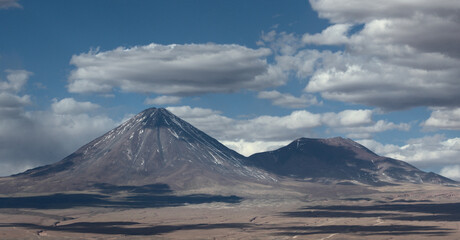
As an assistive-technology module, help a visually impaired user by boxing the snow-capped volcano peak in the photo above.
[133,107,182,128]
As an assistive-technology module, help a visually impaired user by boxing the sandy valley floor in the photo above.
[1,183,460,239]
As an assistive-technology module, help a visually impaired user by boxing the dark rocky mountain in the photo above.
[246,137,456,185]
[0,108,274,193]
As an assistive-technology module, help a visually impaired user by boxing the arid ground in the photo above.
[1,183,460,239]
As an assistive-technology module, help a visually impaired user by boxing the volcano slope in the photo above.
[0,108,459,239]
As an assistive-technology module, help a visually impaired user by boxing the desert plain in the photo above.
[1,182,459,239]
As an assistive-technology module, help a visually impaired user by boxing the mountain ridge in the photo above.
[0,107,456,194]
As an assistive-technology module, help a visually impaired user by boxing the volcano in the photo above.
[246,137,455,185]
[0,108,274,193]
[0,108,455,194]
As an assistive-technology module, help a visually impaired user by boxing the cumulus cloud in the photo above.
[0,70,32,92]
[0,108,117,176]
[259,31,305,56]
[303,24,352,45]
[0,70,32,118]
[221,140,291,157]
[440,165,460,181]
[0,71,118,176]
[258,1,460,110]
[322,109,372,127]
[358,135,460,171]
[322,109,410,139]
[257,32,326,80]
[144,96,181,105]
[302,44,460,110]
[257,90,318,108]
[168,105,407,155]
[0,0,21,9]
[0,92,30,109]
[168,105,322,142]
[51,98,100,115]
[308,0,460,28]
[265,31,460,110]
[31,110,117,149]
[0,106,117,176]
[340,120,410,139]
[68,43,286,96]
[422,107,460,130]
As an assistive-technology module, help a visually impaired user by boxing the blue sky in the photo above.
[1,0,460,179]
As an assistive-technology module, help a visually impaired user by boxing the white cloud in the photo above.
[0,72,118,176]
[258,23,460,111]
[257,90,318,108]
[269,0,460,110]
[357,139,401,157]
[0,92,30,109]
[0,70,32,92]
[303,24,352,45]
[422,107,460,130]
[340,120,410,139]
[176,108,320,154]
[242,111,322,141]
[274,49,323,79]
[0,108,117,176]
[51,98,100,115]
[68,43,286,96]
[0,109,117,176]
[168,106,322,143]
[322,109,372,127]
[168,105,408,155]
[304,52,460,110]
[258,32,325,81]
[221,140,290,157]
[166,105,222,118]
[0,0,21,9]
[259,31,305,56]
[440,165,460,181]
[31,110,116,146]
[144,95,181,105]
[0,70,32,118]
[358,135,460,170]
[322,109,409,139]
[309,0,460,25]
[166,106,230,132]
[261,28,460,110]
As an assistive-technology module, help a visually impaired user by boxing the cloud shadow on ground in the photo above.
[272,224,452,236]
[276,201,460,236]
[0,221,453,237]
[293,202,460,222]
[0,183,242,209]
[0,221,251,236]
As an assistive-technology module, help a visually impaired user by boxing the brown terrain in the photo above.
[1,183,460,239]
